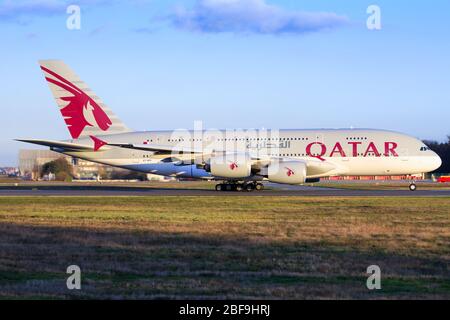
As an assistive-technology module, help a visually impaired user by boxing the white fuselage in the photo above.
[59,129,442,180]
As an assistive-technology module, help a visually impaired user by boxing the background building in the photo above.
[322,174,425,181]
[18,149,145,180]
[0,167,19,176]
[19,149,64,180]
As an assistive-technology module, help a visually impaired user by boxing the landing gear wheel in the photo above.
[255,183,264,191]
[245,183,255,192]
[236,184,243,192]
[409,183,417,191]
[215,184,223,191]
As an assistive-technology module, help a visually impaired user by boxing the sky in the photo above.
[0,0,449,166]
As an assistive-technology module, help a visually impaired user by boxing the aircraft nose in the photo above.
[430,152,442,172]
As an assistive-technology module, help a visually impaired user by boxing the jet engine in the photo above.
[206,154,252,178]
[268,161,307,184]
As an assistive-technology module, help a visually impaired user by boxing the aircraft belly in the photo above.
[336,157,426,175]
[122,163,212,179]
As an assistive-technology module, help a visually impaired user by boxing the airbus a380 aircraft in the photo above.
[18,60,442,191]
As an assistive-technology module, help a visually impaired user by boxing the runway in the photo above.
[0,184,449,197]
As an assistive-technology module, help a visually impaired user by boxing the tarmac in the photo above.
[0,183,449,197]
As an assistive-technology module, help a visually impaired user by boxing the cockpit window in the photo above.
[420,146,431,151]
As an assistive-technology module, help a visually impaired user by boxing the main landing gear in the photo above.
[215,182,264,192]
[409,182,417,191]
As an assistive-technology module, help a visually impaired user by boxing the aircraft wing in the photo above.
[107,143,205,154]
[18,139,339,177]
[108,143,339,175]
[16,139,96,151]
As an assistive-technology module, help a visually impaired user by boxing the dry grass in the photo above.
[0,177,20,184]
[0,196,449,299]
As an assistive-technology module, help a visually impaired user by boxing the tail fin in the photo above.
[38,60,130,139]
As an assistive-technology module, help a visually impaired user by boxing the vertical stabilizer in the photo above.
[39,60,130,139]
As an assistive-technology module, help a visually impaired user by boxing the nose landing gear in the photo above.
[409,183,417,191]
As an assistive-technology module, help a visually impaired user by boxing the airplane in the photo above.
[17,60,442,192]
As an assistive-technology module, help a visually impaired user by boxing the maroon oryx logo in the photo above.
[41,66,112,139]
[229,162,239,170]
[90,135,107,152]
[285,167,294,177]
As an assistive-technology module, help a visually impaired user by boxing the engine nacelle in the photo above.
[208,154,252,178]
[268,161,307,184]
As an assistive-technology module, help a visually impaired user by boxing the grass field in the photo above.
[0,196,449,299]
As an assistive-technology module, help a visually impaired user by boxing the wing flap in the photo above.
[107,143,203,154]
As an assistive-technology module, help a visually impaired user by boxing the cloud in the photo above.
[0,0,65,21]
[168,0,349,35]
[89,24,108,36]
[0,0,113,23]
[133,27,155,34]
[25,32,39,39]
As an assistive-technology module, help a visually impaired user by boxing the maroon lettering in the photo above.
[306,142,327,161]
[364,142,381,157]
[384,142,398,157]
[330,142,346,157]
[348,142,362,157]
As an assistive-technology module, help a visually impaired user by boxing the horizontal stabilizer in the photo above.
[16,139,96,151]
